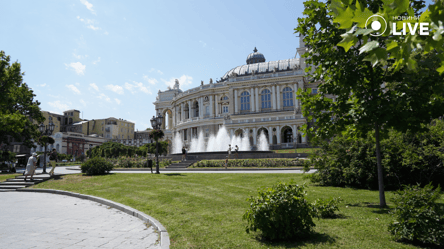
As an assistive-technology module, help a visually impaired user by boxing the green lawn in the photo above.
[31,173,440,249]
[0,173,19,182]
[273,148,320,154]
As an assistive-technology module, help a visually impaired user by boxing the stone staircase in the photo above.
[0,174,53,191]
[165,160,198,170]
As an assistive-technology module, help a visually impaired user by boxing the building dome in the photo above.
[246,47,266,64]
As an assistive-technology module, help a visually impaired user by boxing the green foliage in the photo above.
[0,149,16,163]
[194,158,305,168]
[331,0,444,73]
[243,182,315,241]
[140,141,169,155]
[0,51,45,148]
[37,136,55,146]
[77,154,86,162]
[388,183,444,246]
[80,157,113,175]
[308,119,444,190]
[57,153,73,161]
[149,129,164,141]
[88,141,149,158]
[312,197,342,218]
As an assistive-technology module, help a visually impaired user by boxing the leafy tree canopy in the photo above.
[332,0,444,73]
[0,50,45,148]
[295,0,444,206]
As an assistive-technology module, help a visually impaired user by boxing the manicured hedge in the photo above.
[193,158,306,168]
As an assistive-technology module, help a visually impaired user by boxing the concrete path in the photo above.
[0,192,161,249]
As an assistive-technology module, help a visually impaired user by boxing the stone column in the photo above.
[255,88,259,112]
[292,125,297,143]
[187,100,191,119]
[272,85,276,110]
[250,87,255,112]
[181,103,184,121]
[215,94,218,117]
[294,83,298,110]
[234,89,238,114]
[276,125,281,144]
[302,130,307,143]
[253,127,257,145]
[210,95,214,117]
[276,85,281,110]
[268,127,273,145]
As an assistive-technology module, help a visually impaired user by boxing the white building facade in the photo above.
[154,39,312,150]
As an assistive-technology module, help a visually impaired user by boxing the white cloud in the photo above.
[65,62,86,75]
[66,84,81,94]
[106,84,124,95]
[104,31,109,35]
[142,75,158,85]
[89,83,99,91]
[124,81,151,94]
[97,93,111,102]
[199,40,207,47]
[39,83,47,87]
[80,99,87,106]
[115,98,121,105]
[92,57,101,65]
[149,68,163,75]
[48,100,71,112]
[80,0,95,14]
[87,24,101,30]
[48,94,60,98]
[72,53,88,59]
[162,75,193,88]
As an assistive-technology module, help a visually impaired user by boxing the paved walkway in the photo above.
[0,192,161,249]
[15,166,314,175]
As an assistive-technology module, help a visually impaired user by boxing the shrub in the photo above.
[388,183,444,246]
[194,158,305,168]
[312,197,342,218]
[80,157,113,175]
[243,182,315,241]
[307,119,444,190]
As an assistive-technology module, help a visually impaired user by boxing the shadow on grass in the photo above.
[397,239,443,249]
[257,232,336,248]
[164,173,186,177]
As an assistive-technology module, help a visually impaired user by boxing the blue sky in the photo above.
[0,0,435,130]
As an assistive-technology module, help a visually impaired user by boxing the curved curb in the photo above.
[16,188,170,249]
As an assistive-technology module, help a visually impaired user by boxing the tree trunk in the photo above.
[375,123,386,207]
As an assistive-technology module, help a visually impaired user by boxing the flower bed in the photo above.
[193,158,306,168]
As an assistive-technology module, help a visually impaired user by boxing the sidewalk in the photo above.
[0,192,161,249]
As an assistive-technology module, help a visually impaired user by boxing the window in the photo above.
[240,91,250,111]
[312,88,318,94]
[222,96,228,101]
[205,106,209,114]
[282,87,294,107]
[261,89,271,109]
[223,106,229,113]
[184,129,187,140]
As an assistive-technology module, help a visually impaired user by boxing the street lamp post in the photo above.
[150,113,163,174]
[39,122,55,174]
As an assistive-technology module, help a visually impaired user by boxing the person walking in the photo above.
[24,153,38,181]
[48,148,58,176]
[182,147,186,161]
[227,144,232,159]
[235,145,239,159]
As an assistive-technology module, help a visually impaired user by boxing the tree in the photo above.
[295,0,444,207]
[0,50,45,148]
[332,0,444,73]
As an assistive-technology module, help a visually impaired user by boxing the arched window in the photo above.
[261,89,271,109]
[283,87,293,107]
[222,96,228,101]
[240,91,250,111]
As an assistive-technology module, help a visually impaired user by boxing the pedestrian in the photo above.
[49,148,58,176]
[227,144,232,159]
[225,156,228,169]
[185,146,188,161]
[235,145,239,159]
[24,153,38,181]
[182,147,186,161]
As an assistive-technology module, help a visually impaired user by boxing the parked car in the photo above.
[62,159,67,162]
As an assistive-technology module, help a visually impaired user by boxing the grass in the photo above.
[273,148,320,154]
[31,173,442,249]
[0,173,20,182]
